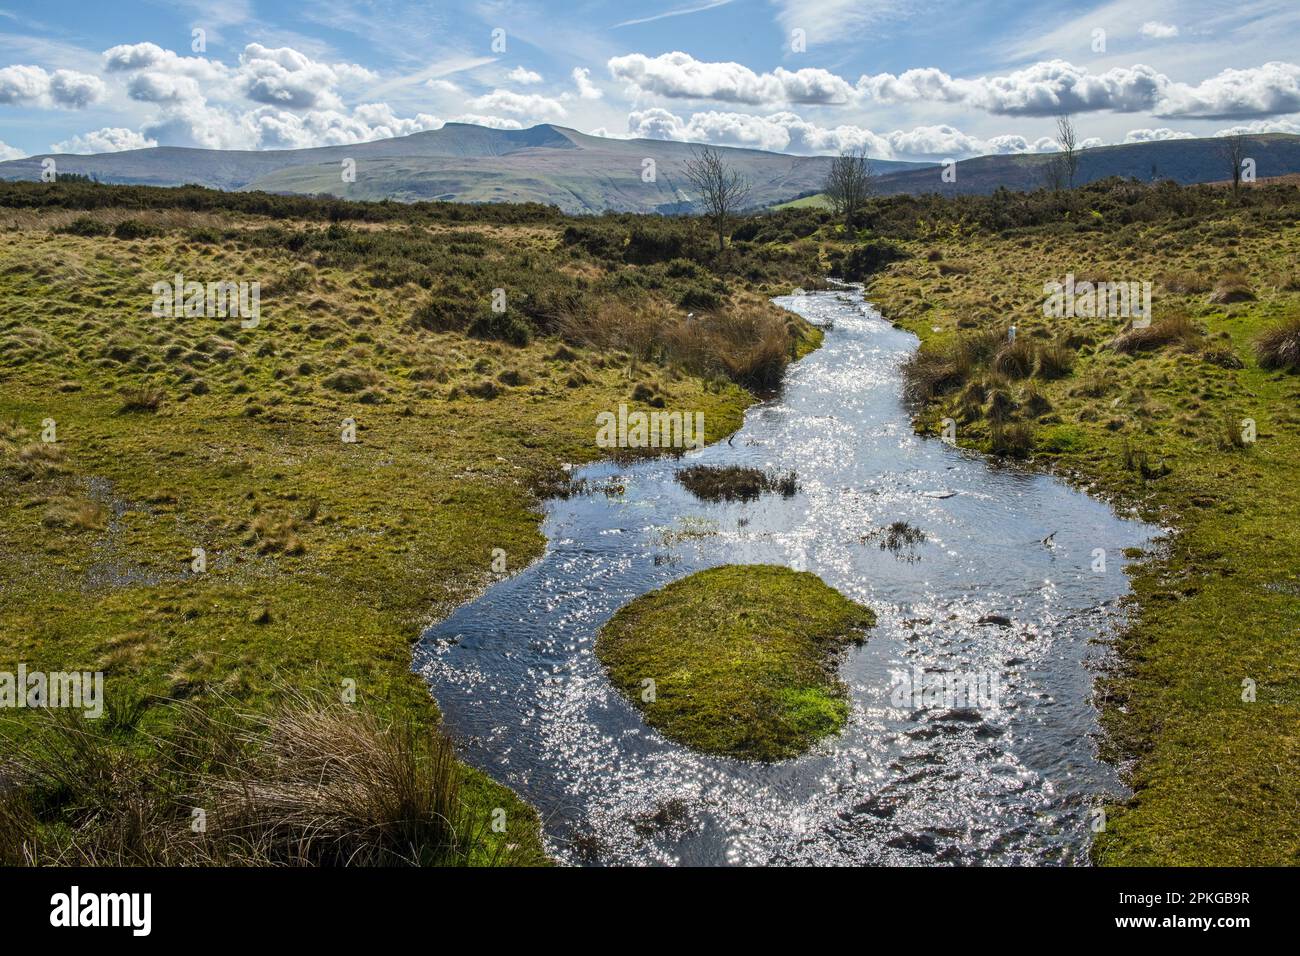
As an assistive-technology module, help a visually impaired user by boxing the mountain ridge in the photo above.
[0,123,925,212]
[1,123,1297,212]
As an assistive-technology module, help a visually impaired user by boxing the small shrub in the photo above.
[112,219,162,240]
[678,286,723,311]
[468,312,532,346]
[55,216,111,237]
[836,240,907,280]
[411,292,482,333]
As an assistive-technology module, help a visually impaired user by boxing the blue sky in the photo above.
[1,0,1298,160]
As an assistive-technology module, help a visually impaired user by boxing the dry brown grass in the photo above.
[0,692,521,866]
[557,297,798,391]
[1160,270,1212,295]
[901,348,971,403]
[991,338,1037,379]
[0,422,67,481]
[118,386,166,413]
[1109,313,1203,354]
[1254,315,1300,370]
[1207,271,1255,304]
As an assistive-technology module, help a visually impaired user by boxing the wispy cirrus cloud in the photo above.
[613,1,735,29]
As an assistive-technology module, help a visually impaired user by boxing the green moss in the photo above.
[595,565,876,761]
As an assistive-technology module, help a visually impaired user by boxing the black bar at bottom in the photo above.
[0,865,1284,940]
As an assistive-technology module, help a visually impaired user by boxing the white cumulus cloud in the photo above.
[625,108,1071,160]
[238,43,372,110]
[0,65,105,108]
[572,67,603,100]
[1122,127,1195,142]
[506,66,543,85]
[52,127,157,153]
[468,89,567,120]
[1157,62,1300,118]
[609,51,855,105]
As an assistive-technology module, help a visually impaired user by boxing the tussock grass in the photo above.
[1160,270,1212,295]
[989,422,1034,458]
[1254,316,1300,370]
[0,693,533,866]
[40,498,107,532]
[991,339,1036,379]
[863,520,926,554]
[1207,271,1255,304]
[1035,342,1075,379]
[901,348,971,403]
[1109,313,1202,354]
[558,299,802,391]
[118,386,165,413]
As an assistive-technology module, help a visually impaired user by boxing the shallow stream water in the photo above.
[415,287,1156,866]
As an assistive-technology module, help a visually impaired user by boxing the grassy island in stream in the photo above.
[595,564,877,761]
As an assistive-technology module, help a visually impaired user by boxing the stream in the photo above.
[414,287,1157,866]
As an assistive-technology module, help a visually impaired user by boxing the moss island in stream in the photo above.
[595,564,876,761]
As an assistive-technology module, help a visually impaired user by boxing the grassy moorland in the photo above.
[0,182,825,864]
[595,564,876,761]
[2,175,1297,866]
[861,179,1300,864]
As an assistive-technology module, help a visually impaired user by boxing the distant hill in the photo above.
[0,123,927,213]
[868,133,1300,196]
[4,125,1296,211]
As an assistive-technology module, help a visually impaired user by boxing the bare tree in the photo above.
[682,145,752,253]
[1217,133,1249,198]
[1040,153,1067,191]
[1055,113,1080,188]
[823,146,874,231]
